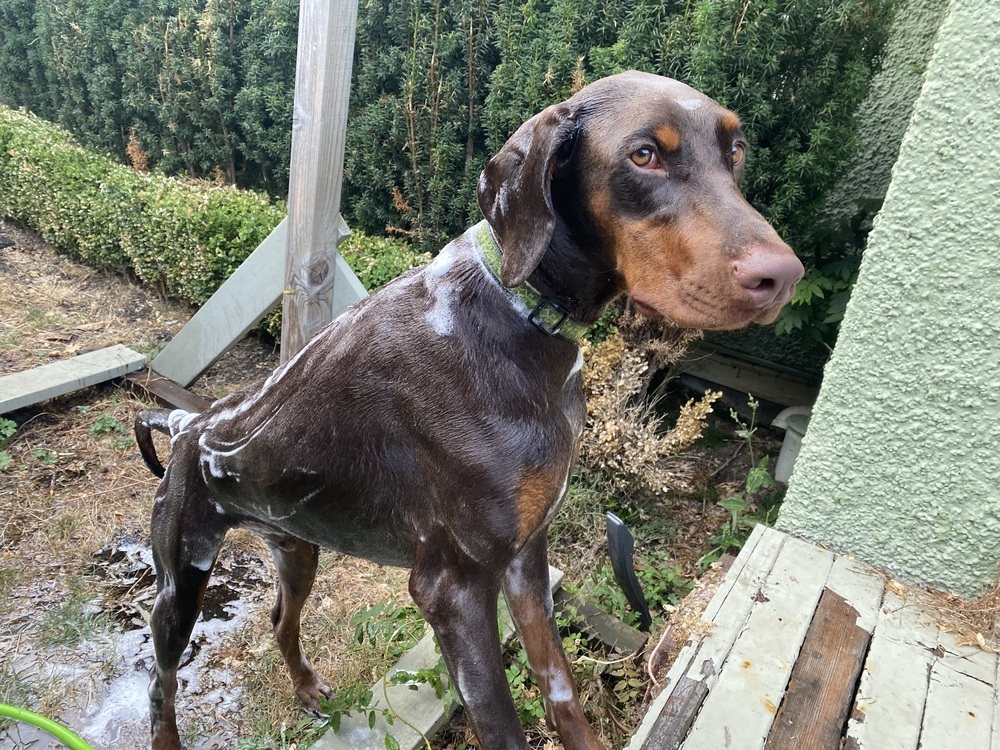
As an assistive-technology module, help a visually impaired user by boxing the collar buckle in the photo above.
[529,298,572,338]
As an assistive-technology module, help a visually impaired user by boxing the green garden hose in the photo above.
[0,704,94,750]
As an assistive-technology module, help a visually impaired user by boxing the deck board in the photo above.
[920,657,995,750]
[681,533,834,750]
[686,525,786,687]
[0,344,146,414]
[626,527,996,750]
[990,655,1000,750]
[764,589,874,750]
[845,638,933,749]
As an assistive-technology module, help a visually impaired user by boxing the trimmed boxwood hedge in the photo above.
[0,106,428,335]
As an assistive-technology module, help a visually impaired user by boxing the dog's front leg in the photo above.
[504,533,607,750]
[409,540,529,750]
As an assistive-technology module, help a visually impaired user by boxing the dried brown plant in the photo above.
[580,311,716,496]
[391,186,412,214]
[125,127,149,173]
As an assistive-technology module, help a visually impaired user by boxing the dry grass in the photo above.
[0,221,414,748]
[907,577,1000,653]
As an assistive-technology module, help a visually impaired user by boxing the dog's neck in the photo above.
[526,215,622,326]
[476,222,592,342]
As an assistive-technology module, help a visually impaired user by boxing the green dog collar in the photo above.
[473,221,590,343]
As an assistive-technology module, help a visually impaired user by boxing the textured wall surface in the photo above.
[821,0,949,228]
[778,0,1000,596]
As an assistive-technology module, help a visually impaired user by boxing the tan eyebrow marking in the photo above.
[654,124,681,152]
[722,110,742,134]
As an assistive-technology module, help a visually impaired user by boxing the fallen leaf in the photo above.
[77,321,107,331]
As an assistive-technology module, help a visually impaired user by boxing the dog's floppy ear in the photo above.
[477,103,580,288]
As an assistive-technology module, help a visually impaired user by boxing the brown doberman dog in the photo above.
[135,71,803,749]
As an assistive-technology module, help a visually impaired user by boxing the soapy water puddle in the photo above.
[1,537,273,749]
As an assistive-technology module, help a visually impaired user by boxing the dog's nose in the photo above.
[733,249,805,309]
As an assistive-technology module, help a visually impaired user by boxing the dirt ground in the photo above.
[0,220,766,749]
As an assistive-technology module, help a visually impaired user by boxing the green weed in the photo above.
[24,307,56,327]
[30,448,57,465]
[37,577,111,648]
[0,329,24,352]
[701,396,784,567]
[575,551,693,630]
[88,413,125,438]
[351,601,425,664]
[0,417,16,471]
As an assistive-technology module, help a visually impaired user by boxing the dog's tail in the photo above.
[135,408,176,479]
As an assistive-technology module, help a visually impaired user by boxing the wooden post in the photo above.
[281,0,359,362]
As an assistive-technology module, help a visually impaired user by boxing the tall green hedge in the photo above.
[0,0,893,249]
[0,0,894,343]
[0,106,425,327]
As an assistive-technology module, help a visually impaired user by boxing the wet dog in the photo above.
[135,71,802,749]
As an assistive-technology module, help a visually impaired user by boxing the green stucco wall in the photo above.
[821,0,949,230]
[777,0,1000,596]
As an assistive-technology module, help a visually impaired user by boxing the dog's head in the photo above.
[478,71,804,329]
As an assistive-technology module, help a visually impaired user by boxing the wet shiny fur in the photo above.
[136,71,802,750]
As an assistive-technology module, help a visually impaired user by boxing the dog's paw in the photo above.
[296,676,334,716]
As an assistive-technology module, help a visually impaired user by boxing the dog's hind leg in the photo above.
[503,533,606,750]
[148,470,229,750]
[258,532,332,713]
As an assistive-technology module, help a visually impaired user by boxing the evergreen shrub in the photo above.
[0,107,424,330]
[0,0,895,346]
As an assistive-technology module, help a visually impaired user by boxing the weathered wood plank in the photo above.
[317,568,564,750]
[625,641,703,750]
[702,524,770,621]
[124,369,214,414]
[151,217,364,388]
[680,348,820,407]
[681,534,835,750]
[877,588,942,646]
[919,658,995,750]
[0,344,146,414]
[990,652,1000,750]
[150,218,286,387]
[823,555,886,635]
[627,526,788,750]
[844,590,939,750]
[764,589,873,750]
[639,676,709,750]
[280,0,359,361]
[553,589,648,655]
[937,628,998,685]
[685,525,786,687]
[624,557,738,750]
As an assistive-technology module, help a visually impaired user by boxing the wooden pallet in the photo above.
[627,526,998,750]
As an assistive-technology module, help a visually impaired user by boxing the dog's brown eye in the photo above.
[731,142,746,166]
[630,147,660,169]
